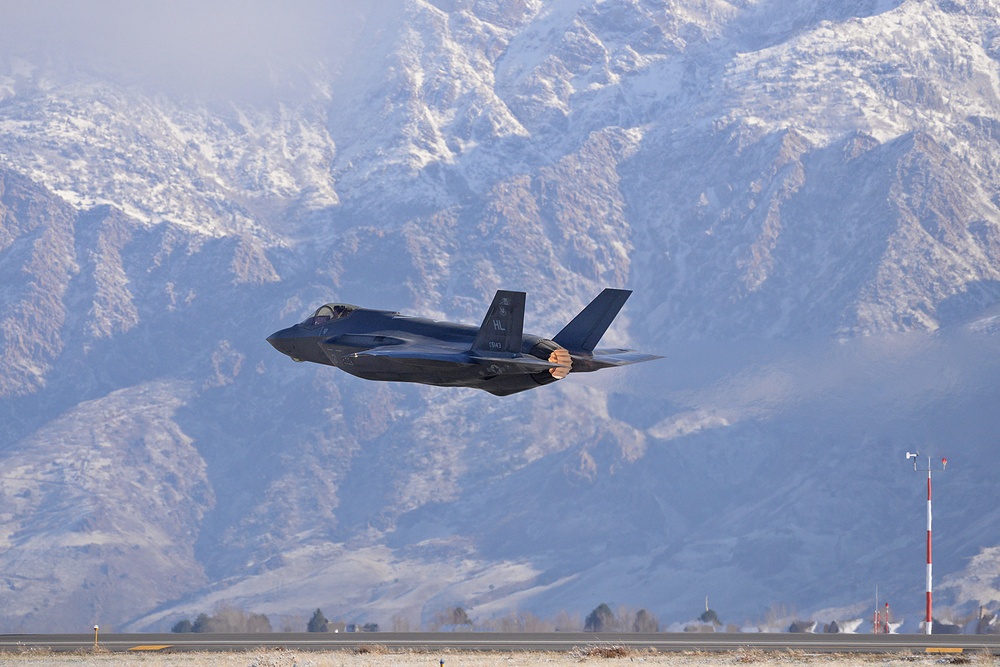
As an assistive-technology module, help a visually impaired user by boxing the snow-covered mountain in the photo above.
[2,0,1000,633]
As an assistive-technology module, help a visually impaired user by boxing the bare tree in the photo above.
[390,614,415,632]
[479,611,555,632]
[552,610,581,632]
[758,602,797,631]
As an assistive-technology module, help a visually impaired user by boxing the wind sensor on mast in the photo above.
[906,450,948,635]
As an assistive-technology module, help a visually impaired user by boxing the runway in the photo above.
[2,632,1000,654]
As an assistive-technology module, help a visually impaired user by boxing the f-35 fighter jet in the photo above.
[267,288,660,396]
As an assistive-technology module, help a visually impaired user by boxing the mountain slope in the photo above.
[1,0,999,632]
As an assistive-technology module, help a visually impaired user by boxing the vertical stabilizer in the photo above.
[553,288,631,352]
[472,290,525,356]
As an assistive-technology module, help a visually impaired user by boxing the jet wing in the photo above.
[322,333,406,348]
[355,346,568,374]
[318,337,470,366]
[320,333,569,377]
[351,344,473,365]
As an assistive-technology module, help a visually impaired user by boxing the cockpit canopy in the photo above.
[303,303,357,327]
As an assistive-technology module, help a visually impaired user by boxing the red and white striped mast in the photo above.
[907,451,947,635]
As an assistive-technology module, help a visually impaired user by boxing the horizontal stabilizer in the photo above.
[569,348,663,373]
[589,349,663,366]
[553,288,631,352]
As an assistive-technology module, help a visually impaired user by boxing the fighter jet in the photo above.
[266,288,660,396]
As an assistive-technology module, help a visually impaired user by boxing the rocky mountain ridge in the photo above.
[1,0,1000,632]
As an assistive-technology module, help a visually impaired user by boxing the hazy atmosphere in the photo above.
[0,0,366,97]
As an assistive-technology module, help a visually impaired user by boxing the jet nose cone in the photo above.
[267,328,306,362]
[267,329,294,356]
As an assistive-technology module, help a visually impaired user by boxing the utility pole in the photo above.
[906,451,947,635]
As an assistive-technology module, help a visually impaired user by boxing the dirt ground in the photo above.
[0,647,991,667]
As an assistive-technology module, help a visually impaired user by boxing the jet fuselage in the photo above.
[267,289,659,396]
